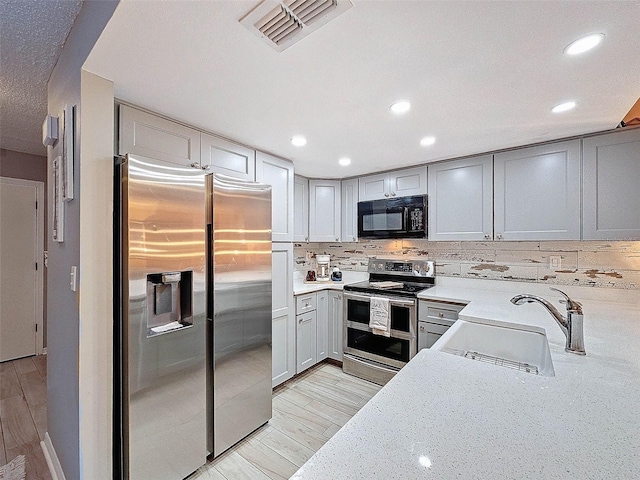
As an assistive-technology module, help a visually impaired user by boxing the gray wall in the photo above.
[0,148,48,345]
[46,2,118,479]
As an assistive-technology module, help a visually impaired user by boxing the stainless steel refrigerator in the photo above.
[115,155,272,479]
[115,154,207,480]
[206,174,272,457]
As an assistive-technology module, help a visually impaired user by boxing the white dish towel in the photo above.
[369,296,391,337]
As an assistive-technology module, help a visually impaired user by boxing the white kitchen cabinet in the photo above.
[293,175,309,242]
[256,151,294,242]
[358,166,427,201]
[328,291,343,361]
[428,155,493,241]
[296,311,317,374]
[316,291,328,362]
[583,128,640,240]
[200,133,255,180]
[494,140,580,240]
[309,180,341,242]
[119,105,200,166]
[341,178,358,242]
[272,243,295,387]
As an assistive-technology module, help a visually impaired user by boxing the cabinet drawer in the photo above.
[296,293,317,314]
[419,300,466,324]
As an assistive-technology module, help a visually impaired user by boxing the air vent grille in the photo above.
[241,0,352,52]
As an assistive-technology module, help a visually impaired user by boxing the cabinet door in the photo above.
[494,140,580,240]
[272,243,295,387]
[358,173,389,201]
[309,180,341,242]
[428,155,493,241]
[256,152,294,242]
[293,175,309,242]
[583,129,640,240]
[341,178,358,242]
[388,166,427,198]
[119,105,200,166]
[200,133,255,180]
[296,311,317,374]
[328,291,343,361]
[316,291,328,362]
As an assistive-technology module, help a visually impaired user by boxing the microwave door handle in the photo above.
[403,206,410,232]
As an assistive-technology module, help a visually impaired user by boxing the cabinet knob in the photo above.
[496,234,503,240]
[336,237,339,241]
[419,325,425,332]
[305,237,308,241]
[484,234,491,240]
[438,312,444,318]
[384,193,390,197]
[391,192,396,196]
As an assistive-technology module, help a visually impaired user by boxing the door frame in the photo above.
[0,176,45,355]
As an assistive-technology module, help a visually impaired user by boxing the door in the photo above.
[358,172,389,201]
[428,155,493,241]
[256,152,294,242]
[296,311,317,374]
[293,175,309,242]
[341,179,358,242]
[201,133,255,180]
[388,166,427,198]
[583,128,640,240]
[328,291,343,361]
[0,178,44,362]
[309,180,341,242]
[316,291,328,362]
[271,243,295,387]
[494,140,580,240]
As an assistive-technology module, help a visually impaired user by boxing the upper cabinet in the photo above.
[341,178,358,242]
[309,180,341,242]
[201,133,255,180]
[583,128,640,240]
[494,140,580,240]
[358,166,427,201]
[428,155,493,241]
[293,175,309,242]
[119,105,200,166]
[256,151,294,242]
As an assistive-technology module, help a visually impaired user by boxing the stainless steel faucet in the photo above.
[510,287,586,355]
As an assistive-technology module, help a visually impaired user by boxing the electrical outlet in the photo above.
[549,255,562,269]
[305,251,312,261]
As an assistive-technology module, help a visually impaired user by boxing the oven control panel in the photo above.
[368,258,435,277]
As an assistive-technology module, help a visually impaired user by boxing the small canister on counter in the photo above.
[331,267,342,282]
[306,270,316,282]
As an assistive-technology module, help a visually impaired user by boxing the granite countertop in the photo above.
[292,278,640,479]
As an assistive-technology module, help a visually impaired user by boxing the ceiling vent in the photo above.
[241,0,353,52]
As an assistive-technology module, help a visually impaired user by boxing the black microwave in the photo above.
[357,195,427,239]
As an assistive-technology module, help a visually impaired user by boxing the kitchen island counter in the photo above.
[291,278,640,479]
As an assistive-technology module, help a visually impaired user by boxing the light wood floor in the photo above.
[0,355,51,479]
[189,362,382,480]
[0,358,379,480]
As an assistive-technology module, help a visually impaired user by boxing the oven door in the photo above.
[343,292,417,369]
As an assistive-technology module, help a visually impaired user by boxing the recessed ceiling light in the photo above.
[291,135,307,146]
[551,101,576,113]
[338,157,351,166]
[390,101,411,114]
[564,33,605,55]
[420,136,436,147]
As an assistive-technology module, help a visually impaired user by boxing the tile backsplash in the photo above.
[294,240,640,290]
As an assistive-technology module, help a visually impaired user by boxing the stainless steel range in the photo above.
[343,258,435,385]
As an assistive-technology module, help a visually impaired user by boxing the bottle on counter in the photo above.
[331,267,342,282]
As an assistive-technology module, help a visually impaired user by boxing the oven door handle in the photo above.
[345,292,415,307]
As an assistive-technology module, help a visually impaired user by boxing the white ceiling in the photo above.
[0,0,83,156]
[84,1,640,179]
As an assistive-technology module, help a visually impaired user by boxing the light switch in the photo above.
[549,256,562,269]
[70,266,78,292]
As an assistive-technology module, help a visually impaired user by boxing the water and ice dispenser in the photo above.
[146,271,193,336]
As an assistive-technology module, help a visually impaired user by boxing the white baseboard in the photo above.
[41,432,66,480]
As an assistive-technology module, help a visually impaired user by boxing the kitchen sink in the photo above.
[432,319,555,376]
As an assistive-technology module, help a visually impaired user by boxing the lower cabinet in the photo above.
[328,291,343,361]
[295,289,343,374]
[296,310,317,373]
[272,243,295,388]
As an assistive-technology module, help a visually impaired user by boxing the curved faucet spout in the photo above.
[510,288,586,355]
[510,294,568,334]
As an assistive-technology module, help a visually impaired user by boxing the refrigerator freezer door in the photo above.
[122,154,207,479]
[208,174,272,457]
